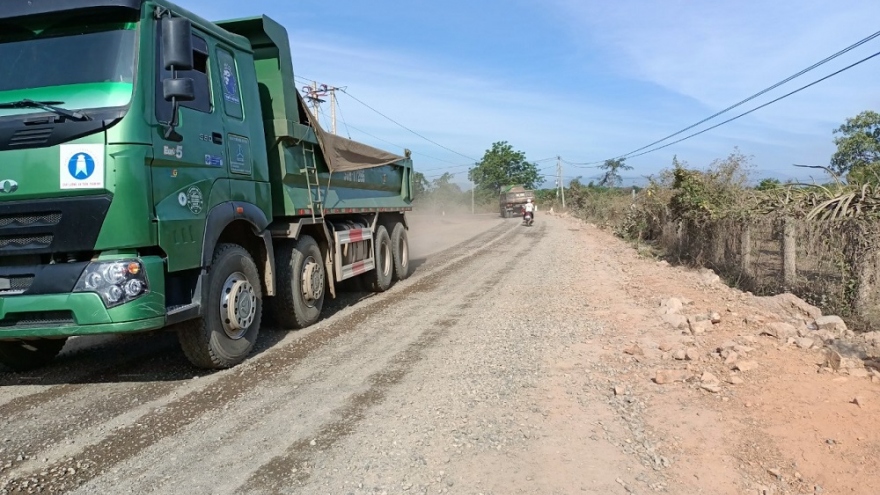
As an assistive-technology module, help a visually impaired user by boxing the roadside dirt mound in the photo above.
[553,211,880,495]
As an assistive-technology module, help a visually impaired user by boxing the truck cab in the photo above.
[0,0,413,371]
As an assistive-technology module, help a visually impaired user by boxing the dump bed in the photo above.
[216,16,414,217]
[500,186,535,206]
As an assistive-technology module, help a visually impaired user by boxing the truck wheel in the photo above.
[390,222,410,281]
[270,235,325,329]
[0,338,67,371]
[367,225,393,292]
[177,243,262,369]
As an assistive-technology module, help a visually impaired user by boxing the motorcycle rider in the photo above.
[522,198,535,222]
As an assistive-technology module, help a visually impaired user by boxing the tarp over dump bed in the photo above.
[297,91,405,173]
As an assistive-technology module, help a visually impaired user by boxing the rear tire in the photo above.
[390,222,410,281]
[0,338,67,371]
[177,243,262,369]
[367,225,393,292]
[269,235,325,329]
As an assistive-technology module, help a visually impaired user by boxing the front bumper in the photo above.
[0,256,166,340]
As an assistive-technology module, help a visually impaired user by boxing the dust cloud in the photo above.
[406,212,504,261]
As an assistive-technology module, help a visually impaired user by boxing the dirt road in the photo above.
[1,213,878,494]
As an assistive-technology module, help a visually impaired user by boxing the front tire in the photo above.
[0,338,67,371]
[367,225,393,292]
[177,243,262,369]
[269,235,325,329]
[390,222,410,281]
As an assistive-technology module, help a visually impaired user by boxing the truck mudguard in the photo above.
[201,201,276,296]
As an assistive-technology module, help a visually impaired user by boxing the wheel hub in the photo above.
[399,237,409,269]
[301,257,324,307]
[381,242,392,276]
[220,273,257,339]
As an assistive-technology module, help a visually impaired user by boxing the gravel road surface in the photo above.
[6,212,869,495]
[1,213,658,494]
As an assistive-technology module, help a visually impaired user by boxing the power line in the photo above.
[423,155,558,175]
[296,75,566,176]
[622,47,880,160]
[306,81,468,167]
[570,28,880,166]
[343,122,465,166]
[419,162,475,173]
[296,75,480,166]
[333,88,353,139]
[561,158,603,169]
[615,28,880,161]
[336,87,480,162]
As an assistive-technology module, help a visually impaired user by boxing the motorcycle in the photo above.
[522,211,534,227]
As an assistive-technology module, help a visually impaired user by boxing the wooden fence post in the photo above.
[853,225,880,320]
[741,222,753,278]
[782,217,797,288]
[712,221,725,267]
[676,219,685,257]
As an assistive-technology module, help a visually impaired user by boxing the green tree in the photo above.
[598,158,633,187]
[430,172,462,201]
[669,148,753,220]
[755,178,781,191]
[412,171,430,198]
[468,141,540,192]
[830,110,880,182]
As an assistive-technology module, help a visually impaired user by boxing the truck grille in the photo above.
[0,275,34,295]
[0,195,111,257]
[0,234,53,249]
[0,213,61,228]
[9,127,53,147]
[0,311,75,329]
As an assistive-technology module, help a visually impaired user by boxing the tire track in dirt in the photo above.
[0,220,523,494]
[0,339,207,471]
[0,336,182,407]
[0,220,515,468]
[70,223,535,494]
[242,223,544,493]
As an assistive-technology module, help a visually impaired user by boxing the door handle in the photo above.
[212,132,223,145]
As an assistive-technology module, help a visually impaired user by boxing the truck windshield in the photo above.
[0,15,137,114]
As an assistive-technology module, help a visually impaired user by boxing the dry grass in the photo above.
[570,180,880,330]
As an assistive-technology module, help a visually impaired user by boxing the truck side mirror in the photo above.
[163,78,195,102]
[162,17,193,71]
[160,16,194,140]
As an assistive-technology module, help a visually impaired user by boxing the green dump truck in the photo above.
[0,0,416,370]
[499,185,535,218]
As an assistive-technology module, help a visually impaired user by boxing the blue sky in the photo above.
[185,0,880,187]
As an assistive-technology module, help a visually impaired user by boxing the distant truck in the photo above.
[499,186,535,218]
[0,0,416,370]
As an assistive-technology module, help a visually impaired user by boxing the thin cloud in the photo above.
[182,0,877,182]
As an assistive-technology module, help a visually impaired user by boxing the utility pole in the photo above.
[471,163,477,214]
[557,156,566,208]
[302,82,323,122]
[329,90,337,135]
[302,82,340,134]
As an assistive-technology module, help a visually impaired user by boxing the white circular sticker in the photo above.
[178,192,187,206]
[185,186,204,215]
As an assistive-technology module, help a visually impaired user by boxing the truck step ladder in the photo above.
[301,143,324,221]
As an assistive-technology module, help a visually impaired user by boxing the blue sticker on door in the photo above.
[222,62,240,104]
[228,135,251,175]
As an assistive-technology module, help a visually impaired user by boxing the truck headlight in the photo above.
[74,260,149,308]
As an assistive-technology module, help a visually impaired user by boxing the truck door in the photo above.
[213,45,254,201]
[151,25,229,272]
